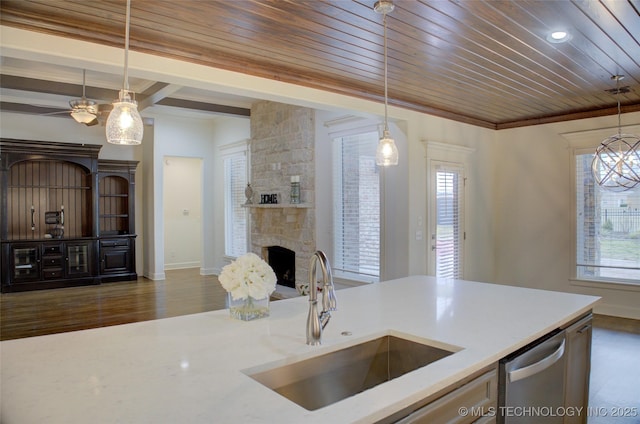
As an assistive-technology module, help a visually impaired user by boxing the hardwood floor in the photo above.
[1,268,228,341]
[2,272,639,424]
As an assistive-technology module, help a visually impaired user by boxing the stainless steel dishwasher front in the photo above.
[498,329,567,423]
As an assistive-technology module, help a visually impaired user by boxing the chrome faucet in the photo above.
[306,250,337,345]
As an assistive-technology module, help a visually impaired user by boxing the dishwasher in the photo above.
[498,329,567,424]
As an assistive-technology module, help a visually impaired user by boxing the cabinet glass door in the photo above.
[67,244,89,276]
[13,246,40,281]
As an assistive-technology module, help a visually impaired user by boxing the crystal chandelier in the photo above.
[591,75,640,192]
[374,0,398,166]
[106,0,143,145]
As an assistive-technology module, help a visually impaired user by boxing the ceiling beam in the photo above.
[0,75,118,102]
[156,98,250,117]
[1,75,250,118]
[137,82,183,111]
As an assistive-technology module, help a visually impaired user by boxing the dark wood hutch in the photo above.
[1,138,138,292]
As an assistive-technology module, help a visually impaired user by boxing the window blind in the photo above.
[435,164,464,279]
[224,152,248,257]
[333,131,380,277]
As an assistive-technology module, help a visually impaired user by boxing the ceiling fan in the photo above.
[44,69,104,126]
[68,69,99,125]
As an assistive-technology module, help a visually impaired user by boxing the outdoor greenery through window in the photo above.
[576,152,640,283]
[223,150,248,258]
[333,131,380,279]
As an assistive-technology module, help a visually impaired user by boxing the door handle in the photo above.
[577,324,591,334]
[508,339,565,383]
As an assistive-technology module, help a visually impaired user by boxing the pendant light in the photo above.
[591,75,640,192]
[374,0,398,166]
[106,0,143,145]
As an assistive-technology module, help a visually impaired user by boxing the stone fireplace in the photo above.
[248,101,316,292]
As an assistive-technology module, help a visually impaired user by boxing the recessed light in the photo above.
[547,30,571,43]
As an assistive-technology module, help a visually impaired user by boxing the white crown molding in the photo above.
[422,140,476,155]
[561,124,640,148]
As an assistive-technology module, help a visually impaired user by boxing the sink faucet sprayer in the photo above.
[306,251,337,345]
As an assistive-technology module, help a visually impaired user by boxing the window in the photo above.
[332,131,380,279]
[575,151,640,283]
[223,149,248,257]
[430,162,465,279]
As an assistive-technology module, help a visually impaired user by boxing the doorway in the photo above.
[429,161,465,279]
[163,156,203,270]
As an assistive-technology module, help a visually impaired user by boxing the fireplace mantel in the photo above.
[243,203,311,209]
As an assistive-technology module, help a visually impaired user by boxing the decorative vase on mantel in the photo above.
[228,294,270,321]
[244,183,254,205]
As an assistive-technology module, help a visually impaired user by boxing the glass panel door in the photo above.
[12,246,40,281]
[429,162,465,279]
[67,243,89,276]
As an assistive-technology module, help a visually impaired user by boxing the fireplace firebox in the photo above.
[263,246,295,288]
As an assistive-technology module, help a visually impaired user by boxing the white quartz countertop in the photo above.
[0,276,599,424]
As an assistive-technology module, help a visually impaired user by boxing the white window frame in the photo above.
[424,141,474,279]
[330,125,382,283]
[572,146,640,286]
[220,140,249,259]
[564,124,640,291]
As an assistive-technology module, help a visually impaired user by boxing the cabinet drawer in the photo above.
[100,239,129,248]
[42,244,63,254]
[43,269,64,279]
[397,369,497,424]
[42,256,63,267]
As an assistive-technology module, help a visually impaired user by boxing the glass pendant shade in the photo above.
[591,133,640,192]
[106,90,143,145]
[70,109,97,124]
[376,130,399,166]
[374,1,398,167]
[107,0,142,146]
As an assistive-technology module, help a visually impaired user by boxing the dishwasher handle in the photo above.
[508,339,565,383]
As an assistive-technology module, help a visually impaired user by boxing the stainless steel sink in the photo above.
[246,334,459,411]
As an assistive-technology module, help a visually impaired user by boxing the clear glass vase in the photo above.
[228,293,269,321]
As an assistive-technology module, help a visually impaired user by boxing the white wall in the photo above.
[494,112,640,319]
[143,112,216,279]
[403,112,497,283]
[314,111,410,282]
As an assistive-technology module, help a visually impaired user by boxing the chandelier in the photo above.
[591,75,640,192]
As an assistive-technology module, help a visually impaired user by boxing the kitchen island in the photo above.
[0,276,599,423]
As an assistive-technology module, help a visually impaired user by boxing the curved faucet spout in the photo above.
[306,250,337,345]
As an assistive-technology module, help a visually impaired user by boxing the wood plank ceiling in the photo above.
[1,0,639,129]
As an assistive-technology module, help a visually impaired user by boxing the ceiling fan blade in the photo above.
[42,110,73,116]
[85,117,99,126]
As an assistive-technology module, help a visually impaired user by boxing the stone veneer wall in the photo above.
[249,101,315,289]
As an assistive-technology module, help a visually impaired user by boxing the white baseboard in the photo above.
[164,261,200,271]
[593,303,640,320]
[144,271,166,281]
[200,267,219,276]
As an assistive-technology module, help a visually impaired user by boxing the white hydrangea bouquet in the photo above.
[219,252,277,320]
